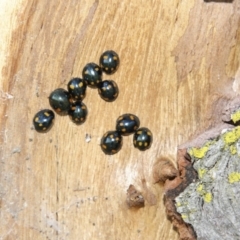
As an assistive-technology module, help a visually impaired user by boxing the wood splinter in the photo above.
[152,156,178,183]
[126,184,145,208]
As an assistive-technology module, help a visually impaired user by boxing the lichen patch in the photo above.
[228,172,240,183]
[231,110,240,124]
[175,126,240,239]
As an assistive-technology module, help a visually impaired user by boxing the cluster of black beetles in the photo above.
[101,114,152,154]
[33,50,152,154]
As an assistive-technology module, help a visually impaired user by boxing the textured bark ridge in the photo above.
[164,98,240,240]
[164,150,198,240]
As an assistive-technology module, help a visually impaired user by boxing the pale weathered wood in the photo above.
[0,0,240,239]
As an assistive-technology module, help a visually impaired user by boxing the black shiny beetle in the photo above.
[49,88,71,115]
[67,78,87,101]
[97,80,119,102]
[82,62,102,88]
[99,50,120,74]
[133,127,153,151]
[116,113,140,136]
[33,109,55,133]
[100,130,123,155]
[68,101,88,124]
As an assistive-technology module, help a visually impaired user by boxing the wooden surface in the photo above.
[0,0,240,239]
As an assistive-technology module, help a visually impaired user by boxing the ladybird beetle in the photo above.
[100,130,123,155]
[116,113,140,136]
[49,88,71,115]
[133,127,153,151]
[68,101,88,124]
[99,50,120,74]
[67,78,87,101]
[82,62,102,88]
[97,80,119,102]
[33,109,55,133]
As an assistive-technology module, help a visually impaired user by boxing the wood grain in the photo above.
[0,0,240,239]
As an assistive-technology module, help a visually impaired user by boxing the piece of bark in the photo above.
[175,126,240,240]
[126,185,145,208]
[164,99,240,240]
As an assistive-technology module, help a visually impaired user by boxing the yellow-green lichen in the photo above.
[189,141,214,159]
[176,202,181,207]
[230,145,237,155]
[228,172,240,183]
[197,184,212,203]
[203,192,212,203]
[223,126,240,145]
[181,214,187,219]
[198,169,206,178]
[197,184,204,193]
[231,110,240,124]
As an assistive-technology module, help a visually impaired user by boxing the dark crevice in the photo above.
[222,119,240,126]
[165,164,198,199]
